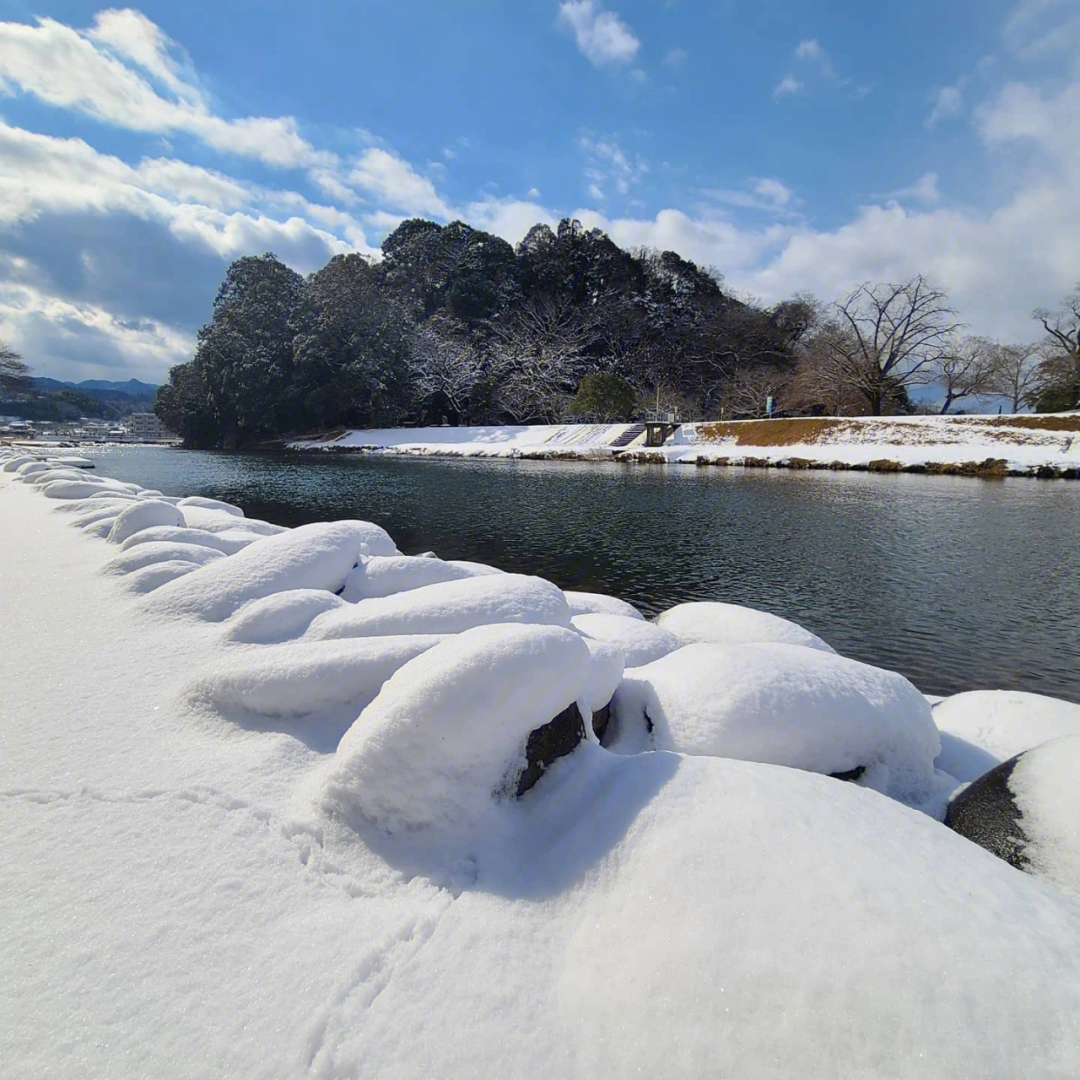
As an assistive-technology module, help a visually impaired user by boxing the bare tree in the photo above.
[783,322,882,416]
[933,336,997,413]
[715,364,791,419]
[1031,285,1080,410]
[824,275,964,415]
[985,342,1041,412]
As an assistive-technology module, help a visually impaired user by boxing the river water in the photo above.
[78,445,1080,703]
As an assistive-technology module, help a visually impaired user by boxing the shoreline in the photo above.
[286,414,1080,480]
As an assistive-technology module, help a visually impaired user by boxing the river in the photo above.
[74,444,1080,703]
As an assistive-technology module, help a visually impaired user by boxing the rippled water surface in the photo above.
[84,445,1080,703]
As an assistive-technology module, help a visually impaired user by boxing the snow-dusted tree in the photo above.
[0,342,30,394]
[825,275,963,415]
[487,294,602,422]
[406,316,487,424]
[985,342,1041,413]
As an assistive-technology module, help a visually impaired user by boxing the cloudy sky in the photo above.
[0,0,1078,384]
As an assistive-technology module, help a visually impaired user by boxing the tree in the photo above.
[933,336,997,413]
[824,275,963,415]
[406,315,487,424]
[566,373,637,422]
[0,342,30,394]
[985,343,1041,413]
[1030,285,1080,411]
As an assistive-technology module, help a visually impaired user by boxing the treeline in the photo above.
[153,217,1080,448]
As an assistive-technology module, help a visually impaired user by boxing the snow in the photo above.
[306,573,572,640]
[341,554,500,602]
[571,612,683,666]
[320,623,592,835]
[189,635,444,721]
[176,495,245,516]
[178,504,288,536]
[106,499,186,543]
[146,520,378,621]
[5,448,1080,1079]
[102,541,227,575]
[226,589,349,644]
[656,600,836,652]
[564,589,645,620]
[1010,735,1080,899]
[610,643,942,806]
[119,525,262,554]
[123,558,203,593]
[579,636,625,714]
[932,690,1080,775]
[287,416,1080,474]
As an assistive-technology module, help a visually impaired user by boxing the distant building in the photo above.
[125,412,176,441]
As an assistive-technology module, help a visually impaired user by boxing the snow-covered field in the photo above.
[289,414,1080,476]
[3,448,1080,1079]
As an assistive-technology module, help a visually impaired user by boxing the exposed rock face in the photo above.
[515,702,587,797]
[944,755,1029,871]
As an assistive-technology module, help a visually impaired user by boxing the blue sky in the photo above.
[0,0,1078,382]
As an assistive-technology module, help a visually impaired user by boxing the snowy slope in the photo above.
[4,453,1080,1078]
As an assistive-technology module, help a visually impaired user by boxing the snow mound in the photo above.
[933,690,1080,777]
[64,500,137,526]
[106,500,186,543]
[307,573,572,640]
[42,479,121,500]
[1,454,37,472]
[122,559,202,593]
[579,636,625,715]
[177,496,245,517]
[26,467,101,485]
[177,505,286,536]
[102,542,227,576]
[655,601,835,652]
[610,642,940,804]
[190,635,443,719]
[119,526,261,555]
[321,623,591,834]
[145,520,376,621]
[571,612,682,667]
[1012,735,1080,899]
[226,590,348,644]
[564,590,645,620]
[341,554,500,602]
[14,460,55,476]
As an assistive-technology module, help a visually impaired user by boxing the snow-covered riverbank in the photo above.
[290,413,1080,477]
[4,448,1080,1078]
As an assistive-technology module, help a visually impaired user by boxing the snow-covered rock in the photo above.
[340,554,500,603]
[655,600,835,652]
[177,496,245,517]
[119,526,262,555]
[189,635,444,719]
[946,735,1080,899]
[178,504,288,536]
[102,542,227,575]
[320,623,592,834]
[106,500,186,544]
[123,559,203,593]
[564,590,645,620]
[610,642,941,805]
[571,612,682,667]
[226,589,348,644]
[933,690,1080,780]
[146,520,377,621]
[307,573,572,640]
[42,479,121,500]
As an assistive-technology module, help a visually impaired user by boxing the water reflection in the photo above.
[84,445,1080,703]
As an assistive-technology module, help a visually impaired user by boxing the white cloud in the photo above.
[926,85,965,127]
[0,12,333,170]
[466,196,557,243]
[347,148,453,219]
[557,1,641,67]
[772,74,803,100]
[794,38,837,80]
[705,178,801,214]
[663,47,687,66]
[580,134,648,199]
[887,173,942,205]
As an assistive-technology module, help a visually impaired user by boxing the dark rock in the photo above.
[829,765,866,783]
[590,702,612,743]
[515,701,587,797]
[944,754,1029,871]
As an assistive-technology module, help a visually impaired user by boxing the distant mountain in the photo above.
[30,377,159,395]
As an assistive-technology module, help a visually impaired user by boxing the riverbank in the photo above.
[4,448,1080,1077]
[289,413,1080,478]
